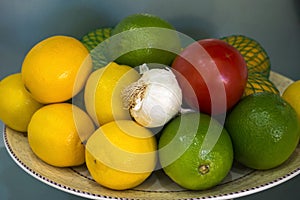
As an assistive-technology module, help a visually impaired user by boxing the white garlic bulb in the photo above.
[122,64,182,128]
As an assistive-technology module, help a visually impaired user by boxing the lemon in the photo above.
[282,80,300,123]
[0,73,43,132]
[84,62,140,126]
[109,13,181,67]
[28,103,95,167]
[85,120,157,190]
[225,92,300,170]
[21,35,92,104]
[159,112,233,190]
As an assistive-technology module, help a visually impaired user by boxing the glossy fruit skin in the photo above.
[28,103,95,167]
[84,62,140,126]
[225,92,300,170]
[21,35,92,104]
[0,73,43,132]
[221,34,271,78]
[85,120,157,190]
[158,112,233,190]
[282,80,300,124]
[109,13,181,67]
[172,39,248,115]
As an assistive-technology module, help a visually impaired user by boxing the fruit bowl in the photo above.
[3,71,300,200]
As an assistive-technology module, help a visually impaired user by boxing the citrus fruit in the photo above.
[0,73,43,132]
[85,120,157,190]
[159,112,233,190]
[243,72,279,97]
[225,92,300,170]
[28,103,95,167]
[221,35,271,78]
[84,62,140,126]
[282,80,300,123]
[81,27,112,70]
[109,13,181,67]
[21,35,92,104]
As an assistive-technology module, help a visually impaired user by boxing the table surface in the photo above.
[0,121,299,200]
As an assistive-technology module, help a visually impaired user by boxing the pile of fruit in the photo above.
[0,13,300,191]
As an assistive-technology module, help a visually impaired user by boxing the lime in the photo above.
[158,112,233,190]
[108,13,181,67]
[225,92,300,170]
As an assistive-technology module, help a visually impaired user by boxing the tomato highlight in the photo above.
[172,39,248,115]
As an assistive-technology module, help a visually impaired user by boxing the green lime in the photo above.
[81,28,112,70]
[225,92,300,170]
[158,112,233,190]
[109,13,181,67]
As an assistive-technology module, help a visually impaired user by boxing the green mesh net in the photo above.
[243,72,279,97]
[81,28,112,70]
[221,35,271,78]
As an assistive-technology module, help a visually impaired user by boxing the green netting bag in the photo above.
[221,35,271,78]
[243,72,279,97]
[81,28,112,70]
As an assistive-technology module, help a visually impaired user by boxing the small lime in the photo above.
[225,92,300,170]
[109,13,181,67]
[159,112,233,190]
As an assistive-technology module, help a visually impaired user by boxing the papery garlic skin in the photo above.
[122,64,182,128]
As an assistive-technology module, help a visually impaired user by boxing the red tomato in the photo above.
[172,39,247,115]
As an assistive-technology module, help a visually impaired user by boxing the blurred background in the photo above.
[0,0,300,80]
[0,0,299,199]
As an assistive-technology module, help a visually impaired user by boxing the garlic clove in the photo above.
[122,65,182,128]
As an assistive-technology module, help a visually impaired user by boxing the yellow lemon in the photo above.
[0,73,43,132]
[282,80,300,123]
[85,120,157,190]
[28,103,95,167]
[84,62,140,126]
[21,35,92,104]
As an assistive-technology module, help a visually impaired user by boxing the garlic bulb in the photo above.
[122,64,182,128]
